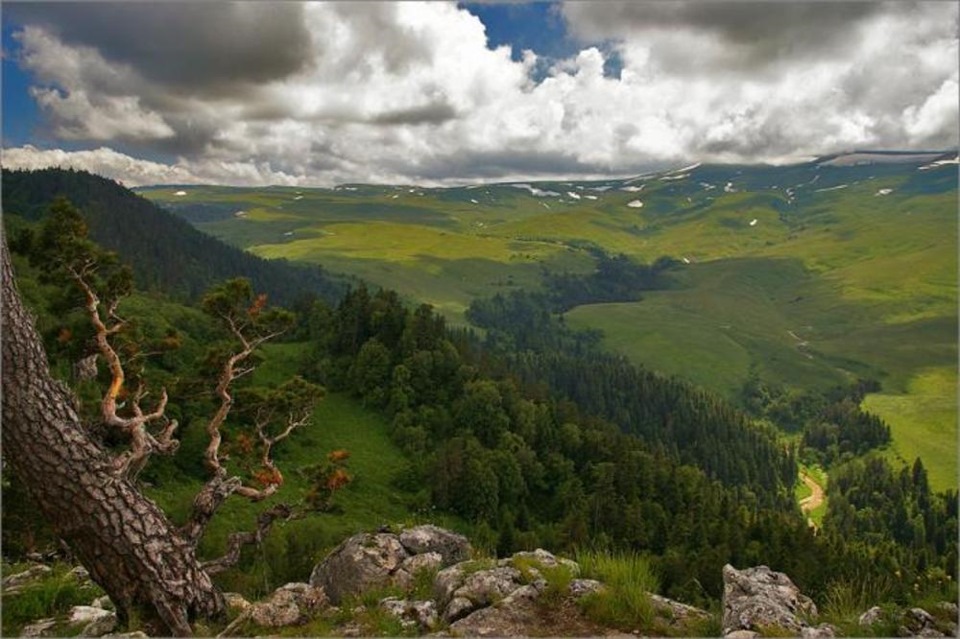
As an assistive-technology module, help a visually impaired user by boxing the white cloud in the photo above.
[5,1,958,186]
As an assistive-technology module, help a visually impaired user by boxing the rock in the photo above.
[69,566,91,582]
[859,605,885,627]
[398,525,472,565]
[900,607,943,637]
[101,633,149,639]
[456,566,523,607]
[725,631,759,639]
[402,551,444,576]
[801,623,838,638]
[435,562,528,622]
[721,564,816,635]
[445,596,477,623]
[569,578,605,598]
[91,595,114,610]
[68,605,117,637]
[448,584,542,637]
[249,582,327,628]
[650,593,711,623]
[19,618,56,637]
[379,597,439,631]
[310,532,409,603]
[223,591,252,612]
[394,551,444,590]
[935,601,959,620]
[2,564,52,591]
[506,548,579,575]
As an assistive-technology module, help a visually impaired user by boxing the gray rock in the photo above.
[650,593,711,623]
[310,532,409,603]
[402,550,444,576]
[2,564,52,592]
[901,607,943,637]
[19,618,56,637]
[100,633,148,639]
[935,601,959,621]
[725,631,759,639]
[445,596,478,623]
[399,525,472,566]
[379,597,439,631]
[249,582,327,628]
[394,551,445,590]
[448,589,541,637]
[859,605,885,627]
[505,548,580,576]
[569,578,605,599]
[90,596,114,611]
[223,591,252,613]
[68,605,116,637]
[457,566,523,606]
[722,564,816,635]
[801,623,838,638]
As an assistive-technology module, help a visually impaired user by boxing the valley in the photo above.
[141,152,958,490]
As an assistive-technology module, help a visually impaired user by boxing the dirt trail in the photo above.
[799,471,825,527]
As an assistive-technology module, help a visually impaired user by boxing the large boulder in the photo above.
[310,533,410,603]
[722,564,817,636]
[310,526,471,604]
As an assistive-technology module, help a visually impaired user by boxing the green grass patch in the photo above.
[0,564,105,636]
[575,550,660,631]
[863,366,958,493]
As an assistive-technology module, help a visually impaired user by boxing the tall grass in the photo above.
[575,550,660,630]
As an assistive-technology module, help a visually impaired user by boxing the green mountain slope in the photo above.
[138,152,958,490]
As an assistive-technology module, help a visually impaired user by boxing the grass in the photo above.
[139,165,957,485]
[863,366,958,493]
[0,563,105,637]
[575,550,660,631]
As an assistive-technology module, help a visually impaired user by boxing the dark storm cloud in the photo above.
[563,1,915,70]
[371,101,458,126]
[7,2,313,92]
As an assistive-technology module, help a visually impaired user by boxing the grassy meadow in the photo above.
[140,156,957,488]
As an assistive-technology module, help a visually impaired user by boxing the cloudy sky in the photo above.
[2,1,957,187]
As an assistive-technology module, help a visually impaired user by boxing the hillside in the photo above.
[2,169,345,306]
[139,152,958,490]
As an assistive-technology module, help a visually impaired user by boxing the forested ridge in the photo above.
[1,171,955,621]
[2,168,344,306]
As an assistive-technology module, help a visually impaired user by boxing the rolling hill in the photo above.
[139,151,958,489]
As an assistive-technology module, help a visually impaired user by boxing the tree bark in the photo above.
[1,237,224,636]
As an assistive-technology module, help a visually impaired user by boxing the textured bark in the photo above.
[1,238,224,636]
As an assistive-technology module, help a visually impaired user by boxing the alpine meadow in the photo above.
[1,2,958,638]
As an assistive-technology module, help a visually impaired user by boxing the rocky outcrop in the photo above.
[722,564,817,636]
[310,525,471,604]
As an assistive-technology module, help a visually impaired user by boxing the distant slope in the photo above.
[2,168,345,306]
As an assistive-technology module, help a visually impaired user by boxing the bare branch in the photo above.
[201,504,292,575]
[70,266,175,481]
[181,471,244,545]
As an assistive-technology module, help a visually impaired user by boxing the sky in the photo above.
[1,1,957,187]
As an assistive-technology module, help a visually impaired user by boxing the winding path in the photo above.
[799,471,825,528]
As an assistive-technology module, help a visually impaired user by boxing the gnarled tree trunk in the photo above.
[1,236,224,636]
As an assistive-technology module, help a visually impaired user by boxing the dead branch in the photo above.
[201,503,292,575]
